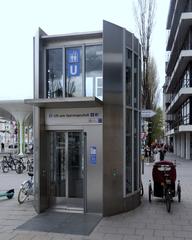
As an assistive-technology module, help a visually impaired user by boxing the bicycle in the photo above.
[15,157,26,174]
[18,172,33,204]
[26,158,33,173]
[1,154,18,173]
[148,161,181,213]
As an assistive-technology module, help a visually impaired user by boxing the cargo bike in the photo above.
[148,160,181,212]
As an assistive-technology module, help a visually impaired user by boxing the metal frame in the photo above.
[131,34,135,193]
[83,132,87,213]
[44,42,102,99]
[50,130,86,210]
[123,33,141,196]
[123,29,126,197]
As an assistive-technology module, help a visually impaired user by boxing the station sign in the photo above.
[45,107,103,126]
[66,48,80,77]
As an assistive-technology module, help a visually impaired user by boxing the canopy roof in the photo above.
[0,100,33,122]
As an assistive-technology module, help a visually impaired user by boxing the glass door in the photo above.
[55,132,66,198]
[50,131,85,211]
[68,132,84,198]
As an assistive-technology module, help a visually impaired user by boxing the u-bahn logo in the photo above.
[66,48,80,77]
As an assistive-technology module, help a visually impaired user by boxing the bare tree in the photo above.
[148,57,160,109]
[133,0,156,109]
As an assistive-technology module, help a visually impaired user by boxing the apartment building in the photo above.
[164,0,192,159]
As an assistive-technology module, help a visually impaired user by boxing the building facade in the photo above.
[164,0,192,159]
[26,20,141,216]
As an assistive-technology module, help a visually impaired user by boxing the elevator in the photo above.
[49,131,86,212]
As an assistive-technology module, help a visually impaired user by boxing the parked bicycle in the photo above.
[1,153,18,173]
[26,158,33,173]
[15,157,26,174]
[18,172,33,204]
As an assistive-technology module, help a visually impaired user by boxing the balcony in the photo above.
[166,0,176,30]
[164,93,171,110]
[165,93,171,104]
[166,87,192,114]
[166,13,192,75]
[166,0,188,50]
[179,125,192,132]
[166,50,192,93]
[165,128,175,137]
[165,114,174,122]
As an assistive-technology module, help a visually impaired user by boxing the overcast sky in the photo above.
[0,0,170,104]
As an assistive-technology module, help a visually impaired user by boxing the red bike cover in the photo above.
[152,160,176,183]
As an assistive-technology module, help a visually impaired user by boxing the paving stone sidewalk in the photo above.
[0,153,192,240]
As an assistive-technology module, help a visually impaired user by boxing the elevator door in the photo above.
[50,131,85,211]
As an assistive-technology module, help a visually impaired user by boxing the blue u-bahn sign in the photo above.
[66,49,80,77]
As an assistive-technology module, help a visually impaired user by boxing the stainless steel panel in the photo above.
[34,28,47,99]
[85,125,103,213]
[40,121,103,214]
[33,105,50,213]
[126,31,132,49]
[134,36,139,53]
[33,106,40,213]
[39,108,50,212]
[103,21,124,216]
[34,31,39,99]
[103,20,141,216]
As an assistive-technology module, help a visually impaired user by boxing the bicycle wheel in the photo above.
[16,163,23,174]
[28,164,33,173]
[166,192,171,213]
[148,183,152,202]
[18,183,29,204]
[140,182,144,196]
[11,158,18,171]
[2,162,9,173]
[177,184,181,202]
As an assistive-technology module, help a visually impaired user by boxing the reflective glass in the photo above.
[126,109,132,194]
[126,49,132,106]
[85,45,103,100]
[46,49,63,98]
[134,54,138,108]
[134,111,138,191]
[68,132,83,198]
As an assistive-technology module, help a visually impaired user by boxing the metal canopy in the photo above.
[24,97,103,109]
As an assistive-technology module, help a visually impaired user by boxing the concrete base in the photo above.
[103,191,141,217]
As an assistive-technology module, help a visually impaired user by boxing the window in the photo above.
[125,50,140,195]
[134,111,139,190]
[126,49,132,106]
[46,49,63,98]
[182,65,191,88]
[65,47,83,97]
[134,54,138,108]
[85,45,103,100]
[126,109,132,194]
[46,45,103,99]
[181,99,190,125]
[95,77,103,100]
